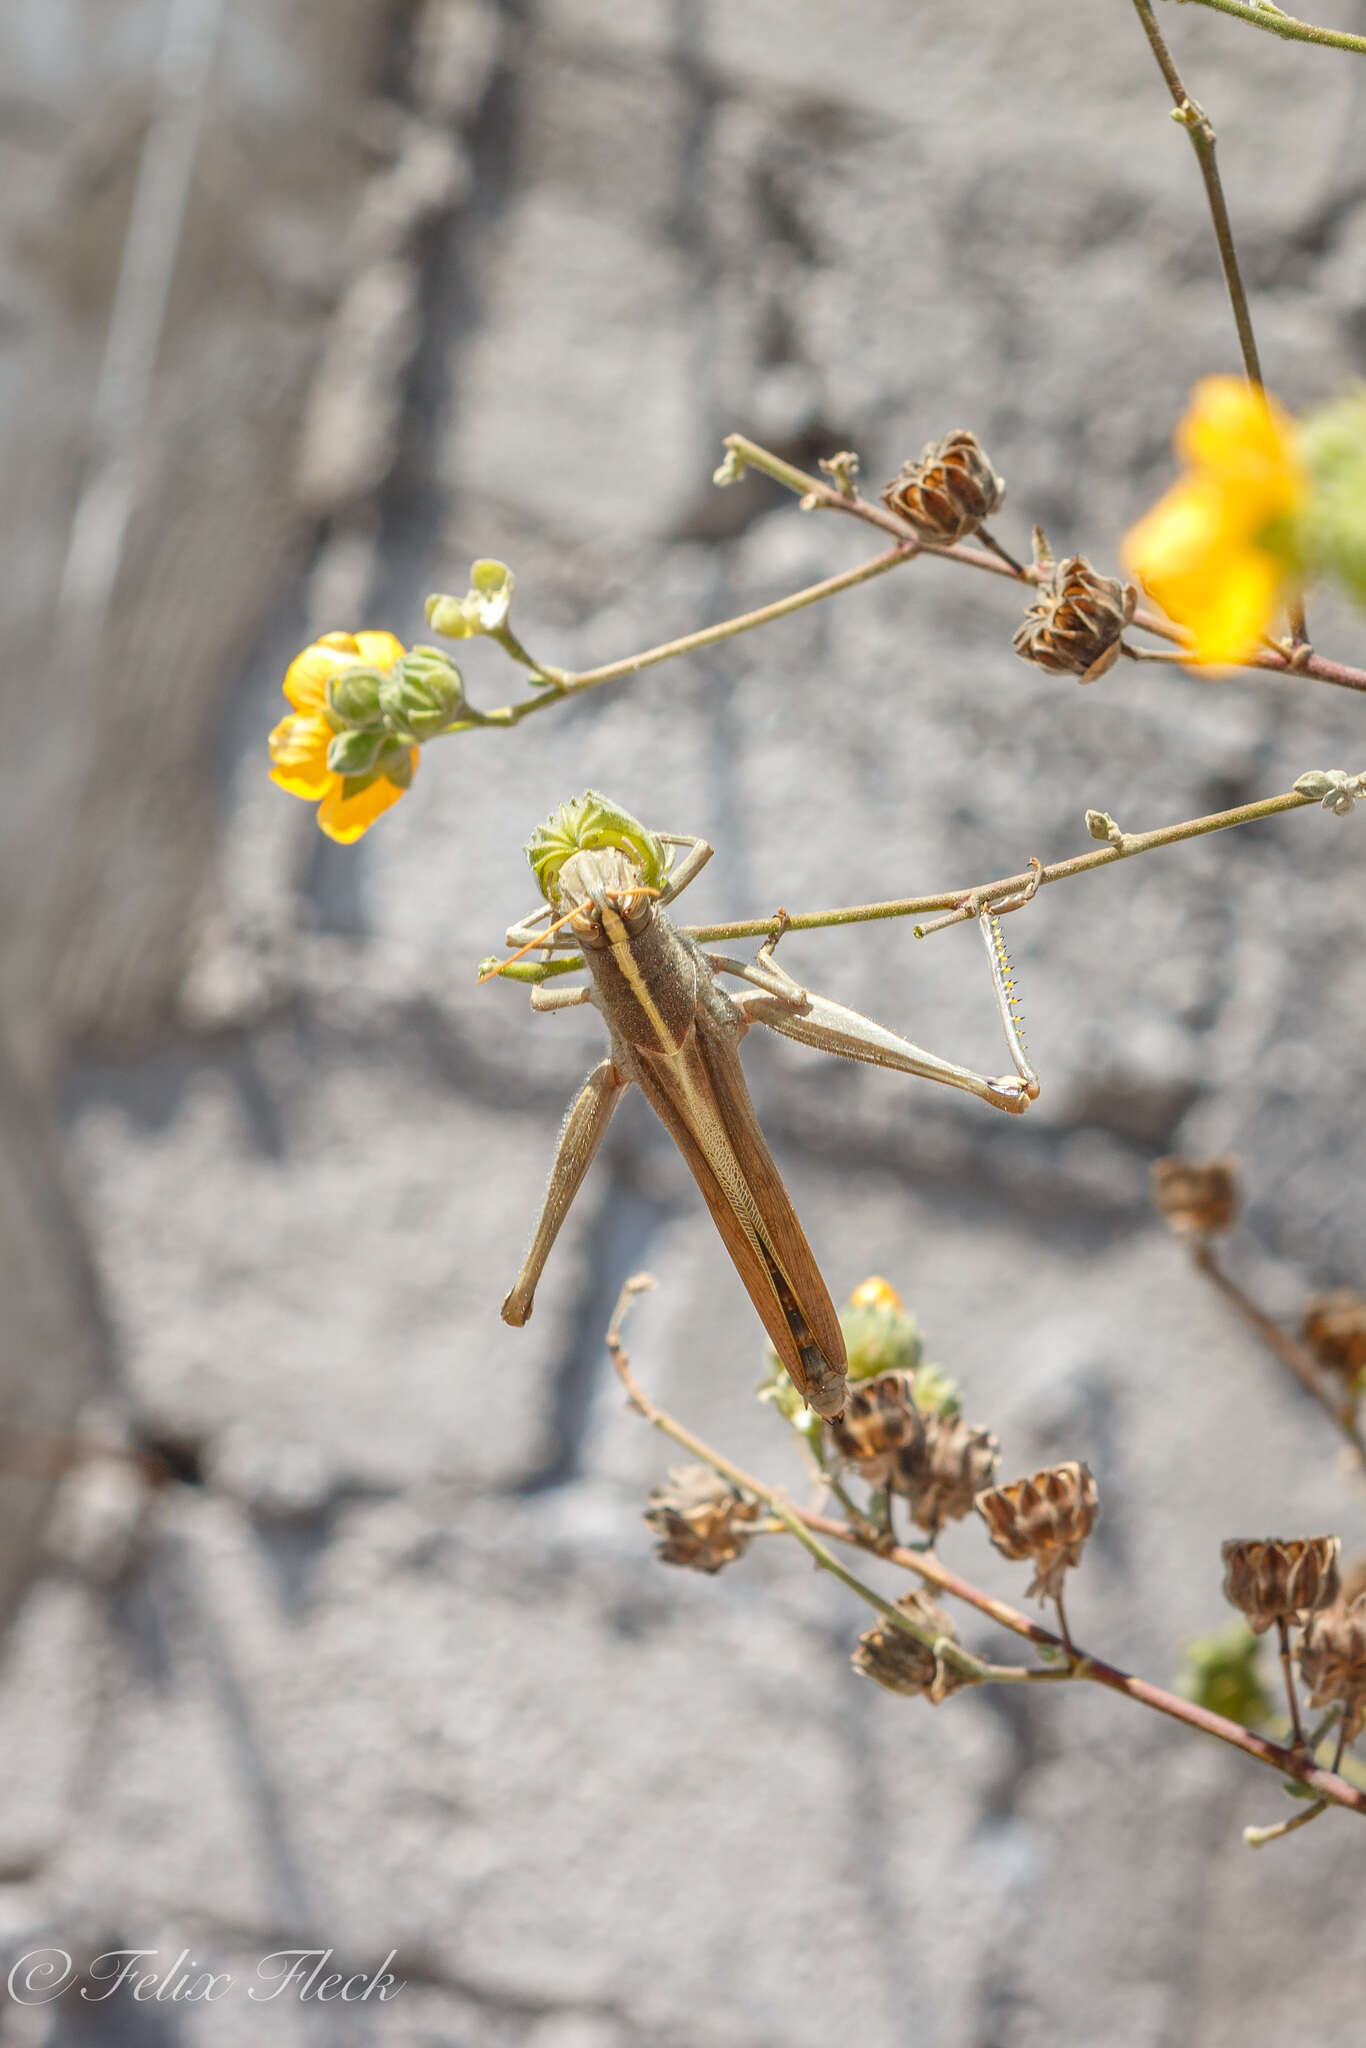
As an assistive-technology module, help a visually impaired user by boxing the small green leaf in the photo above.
[1293,770,1344,800]
[326,728,384,776]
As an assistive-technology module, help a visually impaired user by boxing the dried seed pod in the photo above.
[975,1461,1099,1602]
[1151,1156,1240,1239]
[1299,1593,1366,1741]
[644,1464,759,1574]
[1301,1291,1366,1391]
[881,430,1004,546]
[828,1372,924,1488]
[1013,555,1137,682]
[850,1589,970,1701]
[897,1411,999,1533]
[1221,1536,1341,1634]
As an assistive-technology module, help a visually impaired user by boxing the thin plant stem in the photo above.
[1277,1615,1309,1748]
[1191,1243,1366,1464]
[1129,0,1263,384]
[451,544,916,728]
[448,437,1366,731]
[605,1276,1366,1819]
[488,776,1350,984]
[1243,1702,1347,1845]
[1331,1714,1349,1776]
[975,525,1026,576]
[689,781,1329,945]
[722,439,1361,689]
[1180,0,1366,55]
[1243,1800,1329,1847]
[764,1495,1067,1688]
[1127,0,1309,643]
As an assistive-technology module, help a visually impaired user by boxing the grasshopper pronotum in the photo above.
[490,795,1039,1421]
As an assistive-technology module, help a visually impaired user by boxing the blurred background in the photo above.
[2,0,1366,2041]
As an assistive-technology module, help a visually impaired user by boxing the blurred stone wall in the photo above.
[1,0,1366,2043]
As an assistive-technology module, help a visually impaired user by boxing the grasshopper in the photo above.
[491,794,1039,1421]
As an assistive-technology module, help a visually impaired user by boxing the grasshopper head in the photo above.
[526,792,670,940]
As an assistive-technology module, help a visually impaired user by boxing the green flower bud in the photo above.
[326,665,387,730]
[909,1359,961,1421]
[1300,389,1366,609]
[425,591,477,638]
[376,737,416,789]
[378,648,465,740]
[469,557,514,628]
[839,1296,924,1384]
[326,727,385,776]
[425,558,515,638]
[526,792,670,904]
[756,1347,820,1432]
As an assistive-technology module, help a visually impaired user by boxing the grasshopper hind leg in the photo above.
[501,1057,629,1326]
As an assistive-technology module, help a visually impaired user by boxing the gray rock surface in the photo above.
[2,0,1366,2043]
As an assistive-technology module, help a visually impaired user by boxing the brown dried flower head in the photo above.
[850,1589,970,1702]
[644,1464,760,1574]
[1301,1291,1366,1391]
[1299,1591,1366,1741]
[828,1371,924,1486]
[1221,1535,1341,1635]
[881,430,1004,546]
[1151,1156,1240,1239]
[1013,555,1137,683]
[1341,1554,1366,1608]
[896,1410,999,1534]
[975,1461,1099,1602]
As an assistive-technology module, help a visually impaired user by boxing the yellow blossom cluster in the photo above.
[1123,377,1305,666]
[268,631,416,843]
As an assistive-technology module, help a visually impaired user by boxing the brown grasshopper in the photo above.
[491,794,1039,1421]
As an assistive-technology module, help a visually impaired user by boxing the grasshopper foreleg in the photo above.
[501,1057,629,1326]
[655,831,715,907]
[530,982,595,1014]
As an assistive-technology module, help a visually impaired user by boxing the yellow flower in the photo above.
[847,1276,905,1314]
[268,630,417,843]
[1122,377,1306,665]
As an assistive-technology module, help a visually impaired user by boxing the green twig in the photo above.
[1128,0,1309,643]
[685,780,1327,948]
[1178,0,1366,56]
[460,544,917,730]
[451,436,1366,739]
[486,777,1344,983]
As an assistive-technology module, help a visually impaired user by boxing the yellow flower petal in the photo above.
[268,713,334,798]
[315,751,418,843]
[283,639,355,714]
[848,1276,905,1313]
[1124,478,1228,586]
[353,630,406,671]
[1124,483,1280,665]
[281,630,407,715]
[1123,378,1306,665]
[1182,551,1283,668]
[1180,376,1297,488]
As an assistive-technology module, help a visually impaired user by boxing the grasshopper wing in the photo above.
[631,1016,847,1419]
